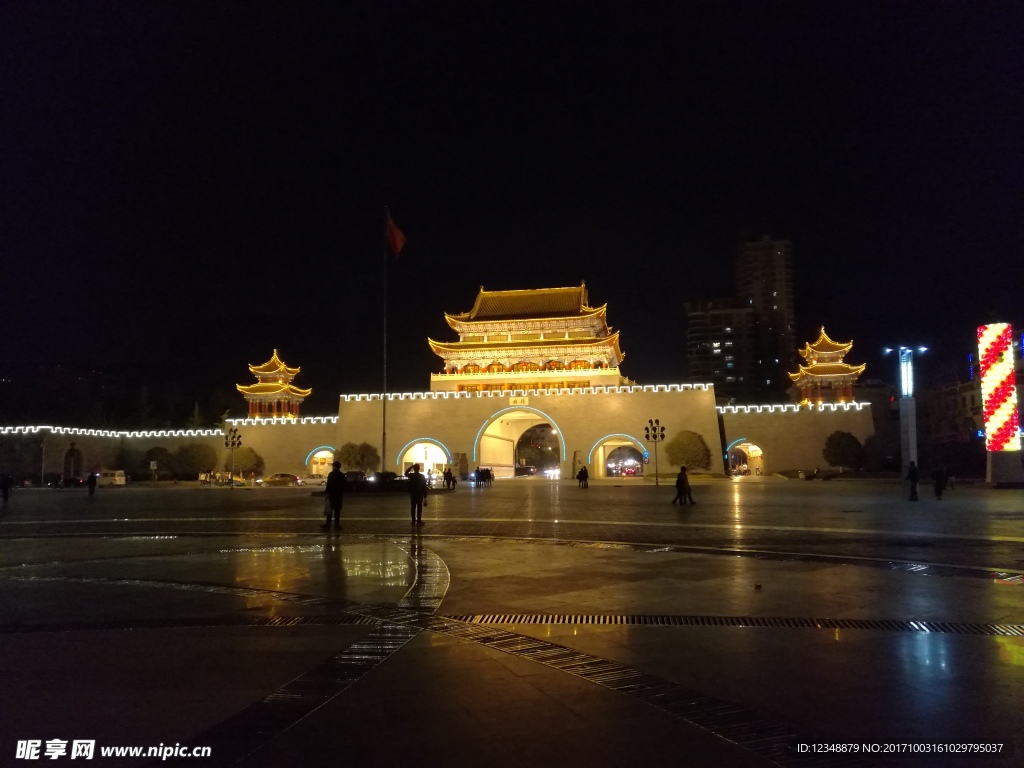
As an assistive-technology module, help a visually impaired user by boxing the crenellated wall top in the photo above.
[717,402,871,414]
[335,383,714,403]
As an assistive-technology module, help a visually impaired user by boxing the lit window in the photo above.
[725,327,732,333]
[713,349,722,355]
[712,342,721,348]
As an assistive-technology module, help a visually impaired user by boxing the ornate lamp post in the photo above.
[644,418,666,486]
[884,345,927,475]
[224,427,242,488]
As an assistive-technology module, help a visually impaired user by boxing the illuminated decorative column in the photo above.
[977,323,1024,485]
[885,345,927,475]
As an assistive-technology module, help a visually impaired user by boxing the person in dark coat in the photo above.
[443,467,453,490]
[86,472,97,497]
[408,463,428,525]
[577,466,589,488]
[0,474,11,505]
[932,466,946,500]
[673,466,695,505]
[322,461,347,529]
[906,461,919,501]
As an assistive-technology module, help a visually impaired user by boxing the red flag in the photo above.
[386,213,406,256]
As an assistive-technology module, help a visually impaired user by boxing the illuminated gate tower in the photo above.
[787,327,866,404]
[428,283,631,393]
[236,349,312,418]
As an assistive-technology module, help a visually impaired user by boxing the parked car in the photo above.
[303,473,327,486]
[258,473,306,487]
[344,470,366,483]
[354,471,408,492]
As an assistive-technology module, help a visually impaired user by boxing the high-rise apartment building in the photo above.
[686,236,797,401]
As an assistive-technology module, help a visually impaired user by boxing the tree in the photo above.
[176,442,218,479]
[863,430,901,472]
[142,447,176,479]
[185,403,204,429]
[357,442,381,472]
[226,446,264,479]
[664,430,712,470]
[337,442,381,472]
[823,431,864,470]
[517,445,558,470]
[336,443,362,471]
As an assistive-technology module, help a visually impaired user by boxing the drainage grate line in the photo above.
[442,614,1024,636]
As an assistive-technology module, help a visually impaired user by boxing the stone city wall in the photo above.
[718,402,877,473]
[1,391,878,480]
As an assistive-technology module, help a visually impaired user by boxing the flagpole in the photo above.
[382,207,389,472]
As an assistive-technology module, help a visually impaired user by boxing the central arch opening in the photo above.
[476,409,563,479]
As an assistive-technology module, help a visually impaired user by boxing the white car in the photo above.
[303,473,327,486]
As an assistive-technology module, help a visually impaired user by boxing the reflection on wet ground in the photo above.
[0,482,1021,766]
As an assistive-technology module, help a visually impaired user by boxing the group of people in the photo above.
[905,461,955,501]
[441,467,459,490]
[199,471,233,487]
[320,460,433,530]
[576,466,589,488]
[473,467,493,486]
[672,466,695,505]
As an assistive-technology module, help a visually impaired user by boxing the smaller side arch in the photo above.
[394,437,454,466]
[304,445,338,466]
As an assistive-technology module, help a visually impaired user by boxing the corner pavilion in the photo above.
[236,349,312,418]
[787,328,866,405]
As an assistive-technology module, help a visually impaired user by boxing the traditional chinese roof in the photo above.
[248,349,301,377]
[799,328,853,359]
[445,283,606,326]
[788,362,867,383]
[236,382,313,397]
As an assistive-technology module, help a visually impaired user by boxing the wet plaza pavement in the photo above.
[1,476,1022,766]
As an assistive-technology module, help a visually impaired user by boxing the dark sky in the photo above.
[3,2,1022,416]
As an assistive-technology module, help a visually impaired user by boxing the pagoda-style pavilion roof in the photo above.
[788,362,867,382]
[445,283,606,327]
[248,349,301,377]
[798,327,853,359]
[236,382,313,397]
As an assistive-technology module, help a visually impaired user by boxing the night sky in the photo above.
[3,2,1022,421]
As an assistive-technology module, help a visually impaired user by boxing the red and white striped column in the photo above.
[977,323,1021,452]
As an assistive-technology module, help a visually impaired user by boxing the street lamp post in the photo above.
[224,427,242,488]
[884,345,927,475]
[644,418,666,486]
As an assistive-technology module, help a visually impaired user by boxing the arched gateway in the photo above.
[11,286,881,482]
[220,285,878,478]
